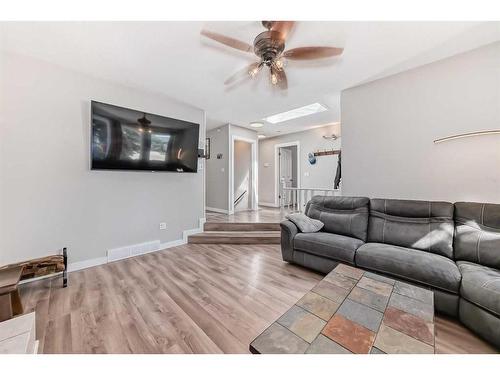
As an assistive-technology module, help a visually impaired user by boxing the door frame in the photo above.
[230,135,258,215]
[274,141,300,207]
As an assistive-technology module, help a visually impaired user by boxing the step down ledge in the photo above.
[203,222,281,232]
[188,231,281,244]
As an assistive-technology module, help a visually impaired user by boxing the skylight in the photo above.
[263,103,328,124]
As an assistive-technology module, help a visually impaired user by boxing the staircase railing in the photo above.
[280,186,341,212]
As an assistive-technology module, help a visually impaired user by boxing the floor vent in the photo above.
[107,240,160,262]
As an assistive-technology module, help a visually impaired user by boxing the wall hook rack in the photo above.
[313,149,341,157]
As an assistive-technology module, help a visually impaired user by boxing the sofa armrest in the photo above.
[280,220,299,262]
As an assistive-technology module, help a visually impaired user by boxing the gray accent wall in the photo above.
[341,42,500,203]
[0,52,206,265]
[258,124,342,205]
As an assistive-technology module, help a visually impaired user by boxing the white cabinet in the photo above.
[0,312,38,354]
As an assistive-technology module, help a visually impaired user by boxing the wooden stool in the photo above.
[0,266,24,322]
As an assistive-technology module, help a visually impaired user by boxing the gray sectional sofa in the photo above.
[280,196,500,348]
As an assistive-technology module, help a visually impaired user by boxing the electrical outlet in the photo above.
[159,222,167,230]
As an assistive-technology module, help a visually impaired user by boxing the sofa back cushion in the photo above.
[368,198,455,259]
[305,196,370,241]
[454,202,500,269]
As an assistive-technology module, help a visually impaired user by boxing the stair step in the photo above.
[203,222,280,232]
[188,231,281,244]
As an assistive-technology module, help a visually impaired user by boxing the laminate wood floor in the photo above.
[19,244,497,354]
[206,207,293,223]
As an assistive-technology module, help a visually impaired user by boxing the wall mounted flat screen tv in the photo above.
[91,101,199,172]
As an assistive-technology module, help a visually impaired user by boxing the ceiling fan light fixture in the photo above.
[274,58,285,70]
[270,73,278,85]
[249,67,259,77]
[269,64,279,85]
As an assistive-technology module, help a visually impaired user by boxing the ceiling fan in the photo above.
[201,21,344,90]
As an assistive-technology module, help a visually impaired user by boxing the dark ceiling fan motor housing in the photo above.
[253,31,285,65]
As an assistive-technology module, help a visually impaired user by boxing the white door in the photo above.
[279,148,293,205]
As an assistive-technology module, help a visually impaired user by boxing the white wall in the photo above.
[341,42,500,203]
[0,52,205,265]
[205,125,229,211]
[258,124,341,206]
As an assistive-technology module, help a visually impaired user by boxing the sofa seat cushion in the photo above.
[457,261,500,318]
[355,243,461,294]
[294,232,364,265]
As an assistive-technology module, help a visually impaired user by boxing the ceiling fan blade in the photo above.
[224,62,262,85]
[201,29,253,53]
[276,68,288,90]
[283,46,344,60]
[269,21,295,40]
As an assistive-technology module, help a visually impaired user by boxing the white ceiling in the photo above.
[1,21,499,136]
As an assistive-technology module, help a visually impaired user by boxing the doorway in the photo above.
[274,141,300,207]
[233,140,252,212]
[230,135,258,214]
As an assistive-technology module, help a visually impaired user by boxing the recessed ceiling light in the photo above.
[264,103,328,124]
[258,134,266,139]
[250,122,264,128]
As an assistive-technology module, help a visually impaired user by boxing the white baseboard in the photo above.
[259,201,279,208]
[200,217,207,226]
[68,256,107,273]
[182,217,205,243]
[205,206,229,214]
[28,217,207,278]
[107,240,161,263]
[159,239,185,249]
